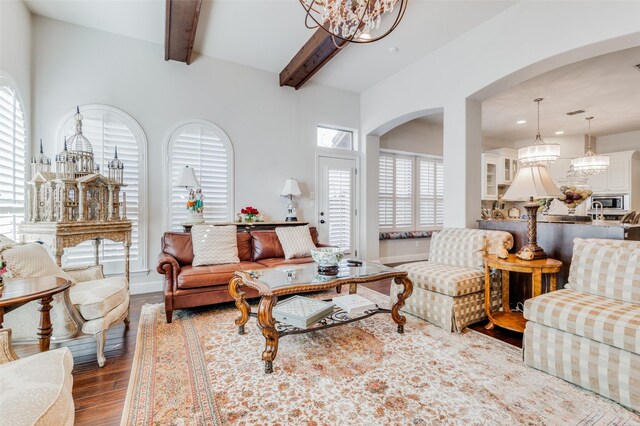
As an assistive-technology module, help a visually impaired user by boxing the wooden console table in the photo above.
[182,221,309,233]
[0,277,71,364]
[18,220,132,281]
[483,254,562,333]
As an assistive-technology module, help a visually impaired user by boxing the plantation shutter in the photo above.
[394,156,413,228]
[418,157,444,228]
[62,113,141,266]
[0,86,26,240]
[169,124,232,231]
[378,155,394,228]
[327,168,353,251]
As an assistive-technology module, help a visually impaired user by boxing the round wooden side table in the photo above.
[0,276,72,363]
[483,254,562,333]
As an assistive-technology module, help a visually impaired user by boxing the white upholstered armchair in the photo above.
[0,242,130,367]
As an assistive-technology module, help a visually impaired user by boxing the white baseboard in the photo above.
[380,254,427,264]
[130,280,163,295]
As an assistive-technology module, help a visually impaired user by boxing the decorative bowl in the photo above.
[555,175,593,215]
[310,247,345,268]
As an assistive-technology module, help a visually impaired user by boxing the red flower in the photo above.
[241,206,259,215]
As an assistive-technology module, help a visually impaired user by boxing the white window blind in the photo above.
[0,85,26,240]
[378,153,413,230]
[168,123,233,230]
[327,168,352,252]
[418,158,444,228]
[379,151,444,231]
[60,109,144,269]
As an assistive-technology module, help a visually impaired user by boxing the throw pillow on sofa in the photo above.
[192,224,240,266]
[275,225,317,259]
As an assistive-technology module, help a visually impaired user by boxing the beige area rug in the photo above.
[122,287,640,425]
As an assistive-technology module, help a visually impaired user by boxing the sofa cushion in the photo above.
[568,238,640,304]
[251,227,320,261]
[251,231,285,261]
[69,277,128,320]
[162,232,194,265]
[0,346,74,426]
[276,225,317,259]
[177,261,265,290]
[524,288,640,354]
[400,261,485,297]
[428,229,487,269]
[255,257,315,268]
[192,225,240,266]
[163,231,253,264]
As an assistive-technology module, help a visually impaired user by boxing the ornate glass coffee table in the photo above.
[229,262,413,373]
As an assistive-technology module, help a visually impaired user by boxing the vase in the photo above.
[556,176,593,215]
[243,215,256,223]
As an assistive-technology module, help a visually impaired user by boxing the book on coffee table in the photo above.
[273,296,335,329]
[332,294,377,315]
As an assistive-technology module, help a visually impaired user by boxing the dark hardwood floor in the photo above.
[13,279,521,425]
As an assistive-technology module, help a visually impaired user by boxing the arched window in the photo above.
[165,120,234,230]
[56,105,147,272]
[0,79,26,240]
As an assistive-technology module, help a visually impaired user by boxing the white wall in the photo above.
[359,0,640,260]
[597,130,640,154]
[32,17,360,293]
[380,118,443,156]
[0,0,32,148]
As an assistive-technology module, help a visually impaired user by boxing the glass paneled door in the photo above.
[317,156,357,255]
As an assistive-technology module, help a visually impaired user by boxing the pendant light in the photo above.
[571,116,609,176]
[517,98,561,166]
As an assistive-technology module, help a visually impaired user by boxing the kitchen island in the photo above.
[478,219,640,304]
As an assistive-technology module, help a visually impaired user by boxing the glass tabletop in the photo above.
[243,261,401,291]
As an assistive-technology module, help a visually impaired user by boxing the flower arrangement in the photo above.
[240,206,260,222]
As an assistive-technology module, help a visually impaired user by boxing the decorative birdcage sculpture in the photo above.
[26,106,126,223]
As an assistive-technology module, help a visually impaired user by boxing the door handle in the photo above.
[320,220,325,224]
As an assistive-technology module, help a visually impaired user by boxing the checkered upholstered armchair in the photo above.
[524,238,640,411]
[390,228,514,332]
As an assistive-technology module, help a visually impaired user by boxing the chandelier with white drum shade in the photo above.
[571,116,609,176]
[517,98,561,166]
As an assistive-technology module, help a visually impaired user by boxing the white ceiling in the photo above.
[24,0,516,93]
[482,46,640,141]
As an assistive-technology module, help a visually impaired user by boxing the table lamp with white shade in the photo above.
[176,165,204,224]
[502,165,562,260]
[281,178,302,221]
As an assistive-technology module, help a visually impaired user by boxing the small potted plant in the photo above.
[240,206,260,223]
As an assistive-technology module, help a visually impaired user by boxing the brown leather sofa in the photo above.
[157,227,323,323]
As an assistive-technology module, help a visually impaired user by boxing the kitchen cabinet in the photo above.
[486,148,519,185]
[587,151,636,194]
[481,153,499,200]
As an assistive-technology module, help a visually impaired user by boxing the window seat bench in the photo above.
[379,230,434,240]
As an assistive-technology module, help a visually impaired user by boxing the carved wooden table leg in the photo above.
[484,263,495,330]
[229,277,251,335]
[37,295,54,352]
[257,296,279,374]
[391,277,413,333]
[349,283,358,295]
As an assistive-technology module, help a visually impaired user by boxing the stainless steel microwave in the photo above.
[591,194,629,211]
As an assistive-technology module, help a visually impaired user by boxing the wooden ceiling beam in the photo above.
[165,0,203,65]
[280,28,348,90]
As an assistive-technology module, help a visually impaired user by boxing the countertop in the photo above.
[478,219,637,228]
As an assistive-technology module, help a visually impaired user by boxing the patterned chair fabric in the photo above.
[401,261,485,297]
[0,347,75,425]
[395,228,514,332]
[568,238,640,304]
[524,237,640,412]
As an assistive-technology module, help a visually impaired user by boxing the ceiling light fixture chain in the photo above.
[299,0,408,47]
[517,97,561,166]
